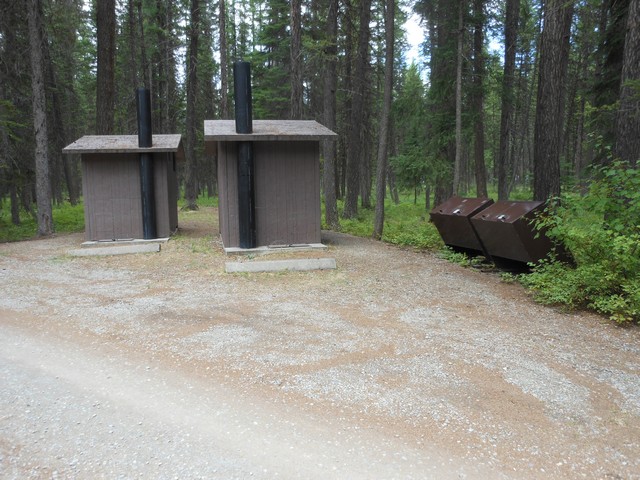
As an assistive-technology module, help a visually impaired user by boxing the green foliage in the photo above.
[248,0,291,119]
[328,196,443,250]
[391,64,429,192]
[521,161,640,324]
[438,247,473,266]
[0,202,85,242]
[0,100,25,142]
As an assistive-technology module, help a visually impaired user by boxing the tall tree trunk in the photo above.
[219,0,229,119]
[322,0,339,229]
[28,0,53,236]
[360,84,373,209]
[96,0,116,134]
[453,0,465,196]
[593,0,630,165]
[41,24,63,205]
[184,0,200,210]
[136,0,150,89]
[290,0,303,119]
[497,0,520,200]
[340,0,355,202]
[533,0,574,201]
[428,0,457,206]
[614,0,640,167]
[343,0,372,218]
[472,0,488,198]
[128,0,139,90]
[373,0,395,240]
[166,0,177,132]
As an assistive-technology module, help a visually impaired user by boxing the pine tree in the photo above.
[28,0,54,235]
[533,0,575,201]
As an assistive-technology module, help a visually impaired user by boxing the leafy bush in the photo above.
[521,161,640,324]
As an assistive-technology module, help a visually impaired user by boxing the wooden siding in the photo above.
[218,141,240,248]
[82,152,179,241]
[152,152,179,237]
[217,140,321,248]
[254,141,320,246]
[82,153,143,240]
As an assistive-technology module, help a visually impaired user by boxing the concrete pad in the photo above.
[68,243,161,257]
[225,257,336,273]
[81,238,169,248]
[224,243,327,256]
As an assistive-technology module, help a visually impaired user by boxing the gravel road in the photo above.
[1,208,639,479]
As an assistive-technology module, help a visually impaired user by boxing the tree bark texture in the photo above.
[28,0,54,235]
[614,0,640,167]
[497,0,520,200]
[472,0,488,198]
[219,0,229,119]
[453,0,465,196]
[322,0,339,229]
[96,0,116,135]
[128,0,139,91]
[373,0,395,240]
[343,0,372,219]
[429,0,457,206]
[136,0,150,89]
[184,0,200,210]
[290,0,303,119]
[533,0,574,201]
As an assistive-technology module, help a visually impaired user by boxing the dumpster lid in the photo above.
[473,200,545,224]
[430,196,494,217]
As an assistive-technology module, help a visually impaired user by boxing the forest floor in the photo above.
[1,207,639,479]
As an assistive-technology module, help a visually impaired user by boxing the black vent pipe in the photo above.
[136,87,157,239]
[233,61,253,134]
[233,61,256,248]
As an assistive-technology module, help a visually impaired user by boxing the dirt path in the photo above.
[1,208,639,479]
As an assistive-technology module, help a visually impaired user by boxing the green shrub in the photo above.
[522,161,640,324]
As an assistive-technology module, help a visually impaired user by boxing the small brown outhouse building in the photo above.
[204,120,337,250]
[63,135,184,241]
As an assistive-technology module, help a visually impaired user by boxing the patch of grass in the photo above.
[177,193,218,208]
[438,247,473,266]
[0,201,85,242]
[323,195,443,251]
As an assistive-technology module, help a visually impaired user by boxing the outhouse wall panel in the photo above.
[254,141,320,246]
[217,140,321,248]
[82,153,143,240]
[82,152,179,241]
[152,153,179,237]
[166,155,179,233]
[217,141,240,248]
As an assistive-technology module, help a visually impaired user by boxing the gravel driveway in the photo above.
[1,207,639,479]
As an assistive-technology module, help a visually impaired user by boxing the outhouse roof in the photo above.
[204,120,337,142]
[63,135,185,161]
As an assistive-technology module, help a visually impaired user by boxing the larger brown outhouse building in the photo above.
[204,120,337,250]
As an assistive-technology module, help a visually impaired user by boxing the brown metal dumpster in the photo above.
[470,200,553,264]
[429,197,493,255]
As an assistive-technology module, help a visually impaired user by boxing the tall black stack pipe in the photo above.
[233,61,256,249]
[136,87,157,240]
